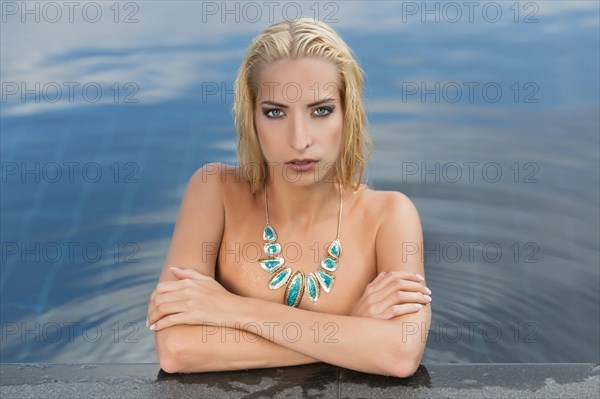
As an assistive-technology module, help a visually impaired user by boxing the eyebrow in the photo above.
[260,98,337,108]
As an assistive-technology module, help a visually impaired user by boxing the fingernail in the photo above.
[416,273,425,281]
[424,295,432,302]
[146,317,149,328]
[169,267,180,272]
[425,287,432,295]
[414,304,422,309]
[149,323,156,331]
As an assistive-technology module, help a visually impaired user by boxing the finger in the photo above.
[148,291,185,317]
[359,277,386,306]
[384,271,428,289]
[148,301,185,328]
[382,303,424,319]
[149,313,188,332]
[148,280,181,305]
[384,279,429,296]
[369,272,387,286]
[386,271,424,283]
[169,267,189,279]
[371,271,423,295]
[149,280,188,303]
[170,267,211,280]
[154,280,188,293]
[371,276,429,303]
[378,290,432,311]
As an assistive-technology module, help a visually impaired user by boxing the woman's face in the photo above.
[254,57,344,186]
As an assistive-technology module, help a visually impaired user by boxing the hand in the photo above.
[146,267,239,332]
[349,271,431,320]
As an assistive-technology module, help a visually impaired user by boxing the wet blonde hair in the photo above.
[232,18,373,194]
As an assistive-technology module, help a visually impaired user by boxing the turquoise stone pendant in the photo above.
[269,267,292,290]
[258,257,285,273]
[321,257,337,271]
[305,273,320,302]
[263,225,277,242]
[315,269,334,293]
[328,240,342,258]
[284,271,305,307]
[264,242,281,257]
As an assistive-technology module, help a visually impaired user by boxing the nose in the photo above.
[288,113,312,151]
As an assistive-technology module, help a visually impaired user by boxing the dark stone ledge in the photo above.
[1,363,598,398]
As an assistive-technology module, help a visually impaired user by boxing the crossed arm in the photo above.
[151,268,431,377]
[147,165,431,377]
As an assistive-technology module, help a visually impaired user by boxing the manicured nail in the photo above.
[416,273,425,281]
[414,304,422,309]
[424,295,432,302]
[425,287,432,295]
[169,267,180,272]
[149,323,156,331]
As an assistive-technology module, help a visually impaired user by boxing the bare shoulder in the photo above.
[189,162,247,194]
[358,187,420,223]
[366,188,424,277]
[157,162,230,283]
[356,189,423,260]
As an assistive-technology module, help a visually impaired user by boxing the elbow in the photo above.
[380,344,424,378]
[155,330,185,374]
[158,353,180,374]
[158,347,181,374]
[155,327,215,374]
[385,357,420,378]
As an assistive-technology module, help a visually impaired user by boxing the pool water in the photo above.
[1,1,598,364]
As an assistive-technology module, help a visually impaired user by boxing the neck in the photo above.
[264,177,341,234]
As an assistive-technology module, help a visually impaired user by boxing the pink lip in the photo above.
[286,160,318,172]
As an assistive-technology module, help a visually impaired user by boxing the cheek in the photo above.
[330,112,344,146]
[254,113,273,158]
[254,110,265,140]
[254,109,263,135]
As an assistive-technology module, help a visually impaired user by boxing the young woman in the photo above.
[146,18,432,378]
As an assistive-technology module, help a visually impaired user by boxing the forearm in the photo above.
[155,324,319,373]
[236,298,413,376]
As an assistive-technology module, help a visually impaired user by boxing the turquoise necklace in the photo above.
[258,182,343,307]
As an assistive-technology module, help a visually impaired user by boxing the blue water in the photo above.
[1,1,598,364]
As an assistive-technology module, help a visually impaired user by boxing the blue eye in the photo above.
[262,106,334,118]
[314,107,334,116]
[263,109,283,118]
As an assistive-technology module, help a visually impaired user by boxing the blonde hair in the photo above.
[232,18,373,195]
